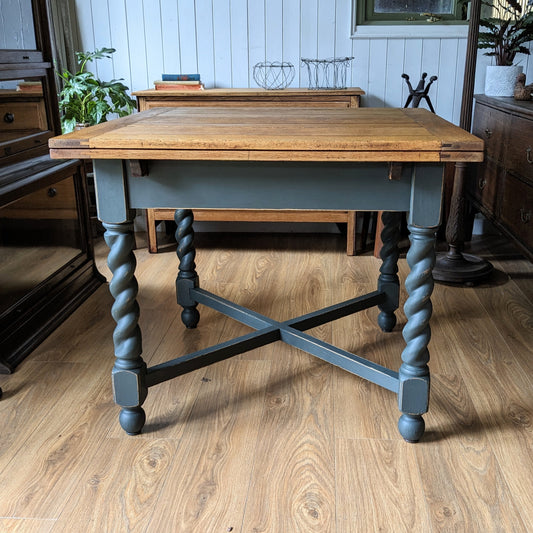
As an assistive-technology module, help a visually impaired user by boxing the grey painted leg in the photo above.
[104,222,147,435]
[398,225,436,442]
[378,211,402,332]
[175,209,200,329]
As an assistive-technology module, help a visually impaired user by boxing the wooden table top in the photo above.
[132,87,365,97]
[49,106,484,163]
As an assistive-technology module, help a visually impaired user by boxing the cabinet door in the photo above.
[469,158,502,217]
[0,175,84,315]
[501,173,533,250]
[472,103,510,164]
[507,114,533,182]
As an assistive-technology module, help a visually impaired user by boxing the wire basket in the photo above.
[301,57,354,90]
[253,61,295,90]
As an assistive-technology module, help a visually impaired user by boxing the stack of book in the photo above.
[16,81,42,93]
[154,74,204,91]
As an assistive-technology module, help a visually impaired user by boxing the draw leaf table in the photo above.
[49,107,483,442]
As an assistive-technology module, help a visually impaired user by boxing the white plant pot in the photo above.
[484,65,523,97]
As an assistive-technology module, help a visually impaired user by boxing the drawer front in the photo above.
[472,103,509,164]
[469,158,501,216]
[0,100,47,132]
[501,173,533,249]
[139,96,354,111]
[507,114,533,181]
[0,176,78,220]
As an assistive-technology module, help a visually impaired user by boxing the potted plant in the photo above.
[477,0,533,96]
[57,47,136,132]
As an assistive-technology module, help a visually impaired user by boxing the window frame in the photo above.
[351,0,469,39]
[359,0,466,25]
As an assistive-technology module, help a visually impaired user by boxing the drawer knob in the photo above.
[47,187,57,198]
[484,128,492,138]
[3,112,14,124]
[520,209,531,224]
[526,147,532,164]
[478,178,487,190]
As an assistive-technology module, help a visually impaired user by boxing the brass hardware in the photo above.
[526,147,532,164]
[3,112,14,123]
[520,208,531,224]
[128,159,149,177]
[484,128,492,138]
[388,162,402,181]
[478,178,486,190]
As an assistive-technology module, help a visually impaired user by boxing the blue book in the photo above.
[162,73,201,81]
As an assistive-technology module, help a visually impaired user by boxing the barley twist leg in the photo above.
[175,209,200,328]
[378,211,402,332]
[104,222,147,435]
[398,225,436,442]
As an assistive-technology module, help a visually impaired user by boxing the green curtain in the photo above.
[47,0,80,85]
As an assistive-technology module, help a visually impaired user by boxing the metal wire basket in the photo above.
[253,61,295,90]
[301,57,354,90]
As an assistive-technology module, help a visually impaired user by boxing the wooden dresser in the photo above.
[133,88,366,255]
[469,95,532,260]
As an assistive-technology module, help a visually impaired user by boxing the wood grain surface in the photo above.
[0,232,530,532]
[49,107,484,162]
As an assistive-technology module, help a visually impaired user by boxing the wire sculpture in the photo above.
[253,62,295,90]
[301,57,354,90]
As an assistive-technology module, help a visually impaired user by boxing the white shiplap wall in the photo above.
[0,0,36,49]
[73,0,533,125]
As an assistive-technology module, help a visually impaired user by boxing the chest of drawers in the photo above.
[469,95,533,259]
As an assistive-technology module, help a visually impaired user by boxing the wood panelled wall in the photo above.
[73,0,533,125]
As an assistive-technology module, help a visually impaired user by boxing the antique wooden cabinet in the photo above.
[0,0,103,372]
[469,95,533,260]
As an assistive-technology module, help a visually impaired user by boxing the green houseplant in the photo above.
[478,0,533,65]
[476,0,533,95]
[57,47,136,133]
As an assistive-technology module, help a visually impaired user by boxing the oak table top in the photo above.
[49,106,483,163]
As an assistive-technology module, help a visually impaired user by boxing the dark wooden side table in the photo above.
[49,106,483,442]
[133,88,366,255]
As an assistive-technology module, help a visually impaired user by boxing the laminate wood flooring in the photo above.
[0,232,531,532]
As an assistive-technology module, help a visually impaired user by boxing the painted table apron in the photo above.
[49,106,484,442]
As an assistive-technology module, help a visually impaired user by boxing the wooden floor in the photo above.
[0,231,532,532]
